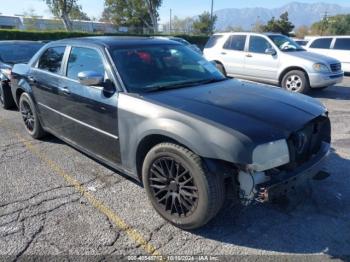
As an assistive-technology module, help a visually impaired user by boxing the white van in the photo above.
[306,36,350,73]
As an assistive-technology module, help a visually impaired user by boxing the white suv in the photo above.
[306,36,350,73]
[204,32,344,93]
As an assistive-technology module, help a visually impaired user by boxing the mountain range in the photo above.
[214,2,350,31]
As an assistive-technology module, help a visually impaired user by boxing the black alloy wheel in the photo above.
[19,93,46,139]
[149,156,199,217]
[20,99,35,132]
[142,143,225,229]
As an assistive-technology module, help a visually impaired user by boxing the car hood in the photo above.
[285,50,340,64]
[143,79,326,140]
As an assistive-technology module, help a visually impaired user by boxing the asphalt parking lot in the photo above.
[0,78,349,261]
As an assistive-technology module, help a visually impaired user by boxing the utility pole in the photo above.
[210,0,214,34]
[320,11,328,36]
[169,8,172,34]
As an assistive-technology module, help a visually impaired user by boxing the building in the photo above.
[0,14,118,33]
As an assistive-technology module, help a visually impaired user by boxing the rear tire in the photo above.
[142,143,225,229]
[282,70,310,93]
[19,93,46,139]
[0,82,15,109]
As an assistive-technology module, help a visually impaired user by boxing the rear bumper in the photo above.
[309,72,344,88]
[260,142,330,201]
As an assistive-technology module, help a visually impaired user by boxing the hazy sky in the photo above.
[0,0,349,23]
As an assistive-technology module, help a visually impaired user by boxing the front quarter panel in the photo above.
[118,93,253,175]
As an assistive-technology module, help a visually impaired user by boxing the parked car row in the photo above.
[0,35,332,229]
[203,32,344,93]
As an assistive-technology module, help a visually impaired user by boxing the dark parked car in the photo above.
[10,37,331,229]
[0,41,44,109]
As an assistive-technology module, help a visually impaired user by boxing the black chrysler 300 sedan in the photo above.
[10,37,331,229]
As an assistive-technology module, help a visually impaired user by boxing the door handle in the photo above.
[246,54,253,58]
[60,87,71,95]
[221,52,227,55]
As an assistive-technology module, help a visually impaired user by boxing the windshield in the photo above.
[0,43,44,64]
[268,35,304,51]
[110,45,225,93]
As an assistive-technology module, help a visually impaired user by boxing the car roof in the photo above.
[305,35,350,40]
[51,36,180,49]
[212,32,282,36]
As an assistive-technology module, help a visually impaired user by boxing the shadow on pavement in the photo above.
[310,84,350,101]
[192,150,350,257]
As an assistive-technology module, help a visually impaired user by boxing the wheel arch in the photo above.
[13,80,33,106]
[136,134,176,180]
[278,66,310,86]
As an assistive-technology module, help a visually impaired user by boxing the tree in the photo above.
[295,25,309,38]
[164,16,194,34]
[262,12,294,36]
[70,4,90,21]
[103,0,162,33]
[224,25,243,32]
[23,9,40,30]
[193,11,217,35]
[311,14,350,35]
[44,0,76,31]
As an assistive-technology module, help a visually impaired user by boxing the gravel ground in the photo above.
[0,78,349,261]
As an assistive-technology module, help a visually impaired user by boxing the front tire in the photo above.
[0,82,15,109]
[19,93,46,139]
[142,143,225,229]
[282,70,310,93]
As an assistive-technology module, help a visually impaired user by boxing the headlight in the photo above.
[313,63,330,73]
[250,139,290,171]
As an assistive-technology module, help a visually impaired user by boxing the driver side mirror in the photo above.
[265,48,277,56]
[78,71,104,86]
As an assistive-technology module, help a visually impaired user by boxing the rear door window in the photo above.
[309,38,332,49]
[37,46,66,74]
[334,38,350,50]
[205,35,223,48]
[66,47,105,81]
[223,35,246,51]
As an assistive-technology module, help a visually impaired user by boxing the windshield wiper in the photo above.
[146,78,227,92]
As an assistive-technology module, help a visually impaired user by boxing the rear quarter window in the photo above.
[334,38,350,50]
[205,35,223,48]
[309,38,332,49]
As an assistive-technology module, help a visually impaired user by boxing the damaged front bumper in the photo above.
[239,142,331,204]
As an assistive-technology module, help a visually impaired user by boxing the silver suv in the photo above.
[204,32,344,93]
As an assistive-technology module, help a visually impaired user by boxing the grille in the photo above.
[330,63,341,72]
[285,116,331,170]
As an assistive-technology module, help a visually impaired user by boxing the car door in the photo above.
[307,37,333,56]
[219,34,247,76]
[244,35,279,83]
[58,46,121,164]
[30,45,67,132]
[331,38,350,72]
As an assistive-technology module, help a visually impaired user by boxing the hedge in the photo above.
[0,29,209,49]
